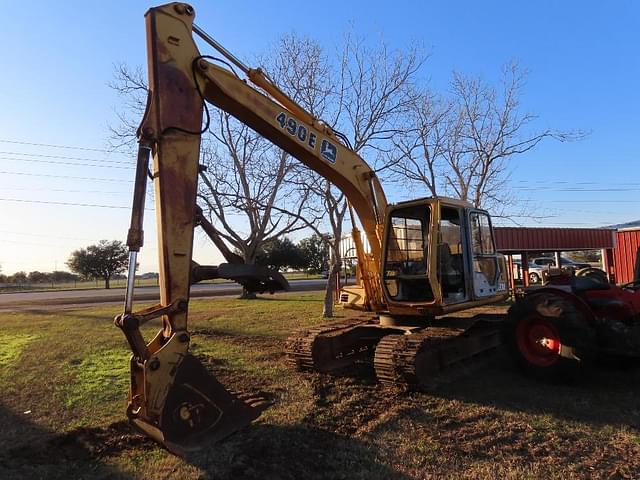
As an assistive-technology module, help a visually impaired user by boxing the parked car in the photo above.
[558,257,591,270]
[526,263,547,284]
[530,256,591,272]
[530,257,554,268]
[512,259,546,284]
[512,256,593,285]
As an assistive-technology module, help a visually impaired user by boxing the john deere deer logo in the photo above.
[321,140,337,164]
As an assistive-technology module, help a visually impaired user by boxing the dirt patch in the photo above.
[300,365,413,437]
[1,421,153,470]
[53,421,155,457]
[194,353,230,368]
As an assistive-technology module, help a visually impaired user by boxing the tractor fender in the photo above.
[582,296,634,323]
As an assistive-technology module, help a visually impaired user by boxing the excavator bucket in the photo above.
[190,262,290,294]
[218,263,290,294]
[130,354,269,456]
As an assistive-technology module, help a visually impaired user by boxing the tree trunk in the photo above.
[104,276,110,289]
[322,261,341,318]
[239,287,257,300]
[238,254,258,300]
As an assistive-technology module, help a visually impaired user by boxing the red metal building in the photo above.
[494,227,616,253]
[614,228,640,284]
[493,227,617,290]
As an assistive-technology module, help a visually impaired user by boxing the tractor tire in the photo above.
[503,293,595,382]
[576,267,608,284]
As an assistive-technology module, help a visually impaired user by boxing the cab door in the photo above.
[381,203,433,303]
[467,210,505,298]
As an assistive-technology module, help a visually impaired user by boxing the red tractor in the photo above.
[504,274,640,380]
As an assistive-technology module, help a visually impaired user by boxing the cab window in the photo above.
[383,205,433,302]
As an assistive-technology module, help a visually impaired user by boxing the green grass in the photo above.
[187,294,326,337]
[63,348,131,409]
[0,333,38,368]
[0,294,639,480]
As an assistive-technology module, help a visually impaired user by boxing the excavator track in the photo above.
[285,316,385,372]
[374,320,502,390]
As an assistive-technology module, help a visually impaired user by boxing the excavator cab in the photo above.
[381,198,507,315]
[290,197,509,388]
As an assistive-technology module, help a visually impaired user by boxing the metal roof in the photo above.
[494,227,616,253]
[392,196,474,209]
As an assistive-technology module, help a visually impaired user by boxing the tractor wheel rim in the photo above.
[516,315,561,367]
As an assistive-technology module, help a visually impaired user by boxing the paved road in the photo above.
[0,279,327,309]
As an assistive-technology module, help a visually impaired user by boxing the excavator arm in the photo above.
[114,2,389,453]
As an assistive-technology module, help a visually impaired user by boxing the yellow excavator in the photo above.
[115,2,508,454]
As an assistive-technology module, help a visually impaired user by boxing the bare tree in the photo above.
[265,34,345,316]
[392,61,582,219]
[109,61,309,299]
[108,63,148,151]
[336,33,424,166]
[324,34,423,314]
[390,90,452,196]
[197,111,310,298]
[449,63,537,213]
[264,33,424,316]
[272,170,348,317]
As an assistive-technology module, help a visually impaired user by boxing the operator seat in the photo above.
[438,243,463,292]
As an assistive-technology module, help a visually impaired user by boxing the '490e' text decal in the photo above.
[275,112,337,164]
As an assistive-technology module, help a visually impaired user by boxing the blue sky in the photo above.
[0,1,638,274]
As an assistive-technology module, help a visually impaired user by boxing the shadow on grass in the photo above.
[0,404,137,480]
[182,423,409,480]
[432,350,640,430]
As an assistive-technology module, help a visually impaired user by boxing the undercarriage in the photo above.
[285,313,505,389]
